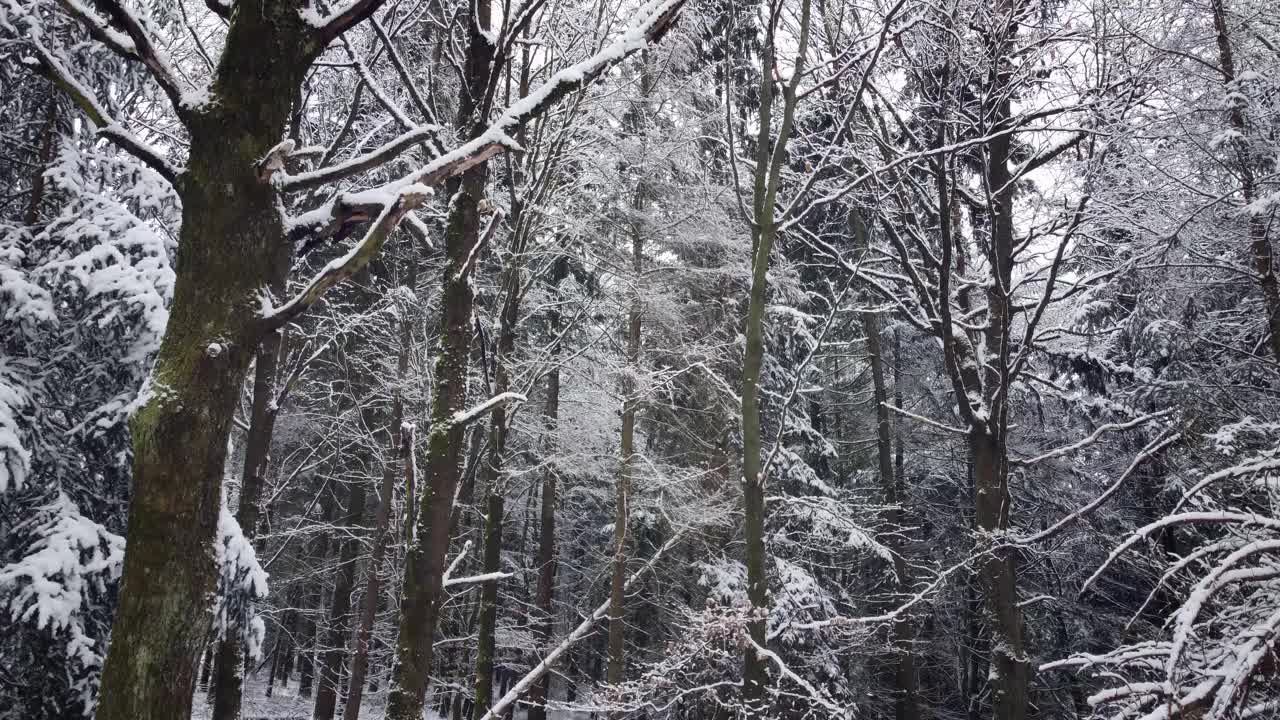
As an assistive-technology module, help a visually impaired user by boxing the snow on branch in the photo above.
[441,540,473,584]
[278,124,442,191]
[449,392,527,428]
[263,185,432,330]
[1079,511,1280,596]
[475,532,685,720]
[1174,452,1280,511]
[21,42,179,184]
[882,401,967,434]
[290,0,687,244]
[69,0,186,108]
[1011,408,1176,466]
[1013,432,1181,545]
[307,0,392,49]
[443,570,513,588]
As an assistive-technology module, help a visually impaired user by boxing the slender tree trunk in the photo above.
[212,281,290,720]
[385,0,495,713]
[299,488,336,700]
[607,58,656,686]
[739,2,810,711]
[344,298,413,720]
[607,231,642,686]
[858,281,919,720]
[474,226,525,719]
[526,306,563,720]
[473,491,505,717]
[313,480,367,720]
[1208,0,1280,363]
[24,99,57,226]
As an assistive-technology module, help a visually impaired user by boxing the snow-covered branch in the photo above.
[278,124,442,191]
[23,41,179,184]
[449,392,527,428]
[263,185,431,330]
[1011,408,1176,466]
[475,532,685,720]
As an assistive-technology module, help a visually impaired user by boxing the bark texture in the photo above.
[96,7,318,718]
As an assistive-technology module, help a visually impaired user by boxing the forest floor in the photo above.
[190,678,397,720]
[189,677,592,720]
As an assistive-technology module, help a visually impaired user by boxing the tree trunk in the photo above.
[607,232,641,686]
[473,491,505,718]
[1208,0,1280,362]
[739,3,810,710]
[385,0,495,713]
[473,222,525,719]
[212,281,290,720]
[607,58,655,686]
[343,270,417,720]
[313,479,367,720]
[95,9,316,716]
[526,319,563,720]
[299,487,336,700]
[860,301,919,720]
[23,99,57,226]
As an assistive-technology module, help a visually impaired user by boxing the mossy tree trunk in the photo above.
[385,0,496,715]
[95,6,322,719]
[211,263,291,720]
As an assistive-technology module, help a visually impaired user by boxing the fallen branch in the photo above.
[475,531,684,720]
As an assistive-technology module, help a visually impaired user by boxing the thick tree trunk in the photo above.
[971,431,1027,720]
[312,480,367,720]
[385,0,495,712]
[95,7,313,716]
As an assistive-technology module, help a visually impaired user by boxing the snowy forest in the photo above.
[2,0,1280,718]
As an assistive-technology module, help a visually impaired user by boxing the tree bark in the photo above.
[212,265,291,720]
[299,487,336,700]
[473,219,525,719]
[607,227,642,687]
[526,288,564,720]
[974,58,1029,720]
[385,0,495,714]
[1208,0,1280,363]
[343,286,415,720]
[95,7,317,718]
[23,99,57,226]
[860,301,919,720]
[312,479,367,720]
[739,2,810,712]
